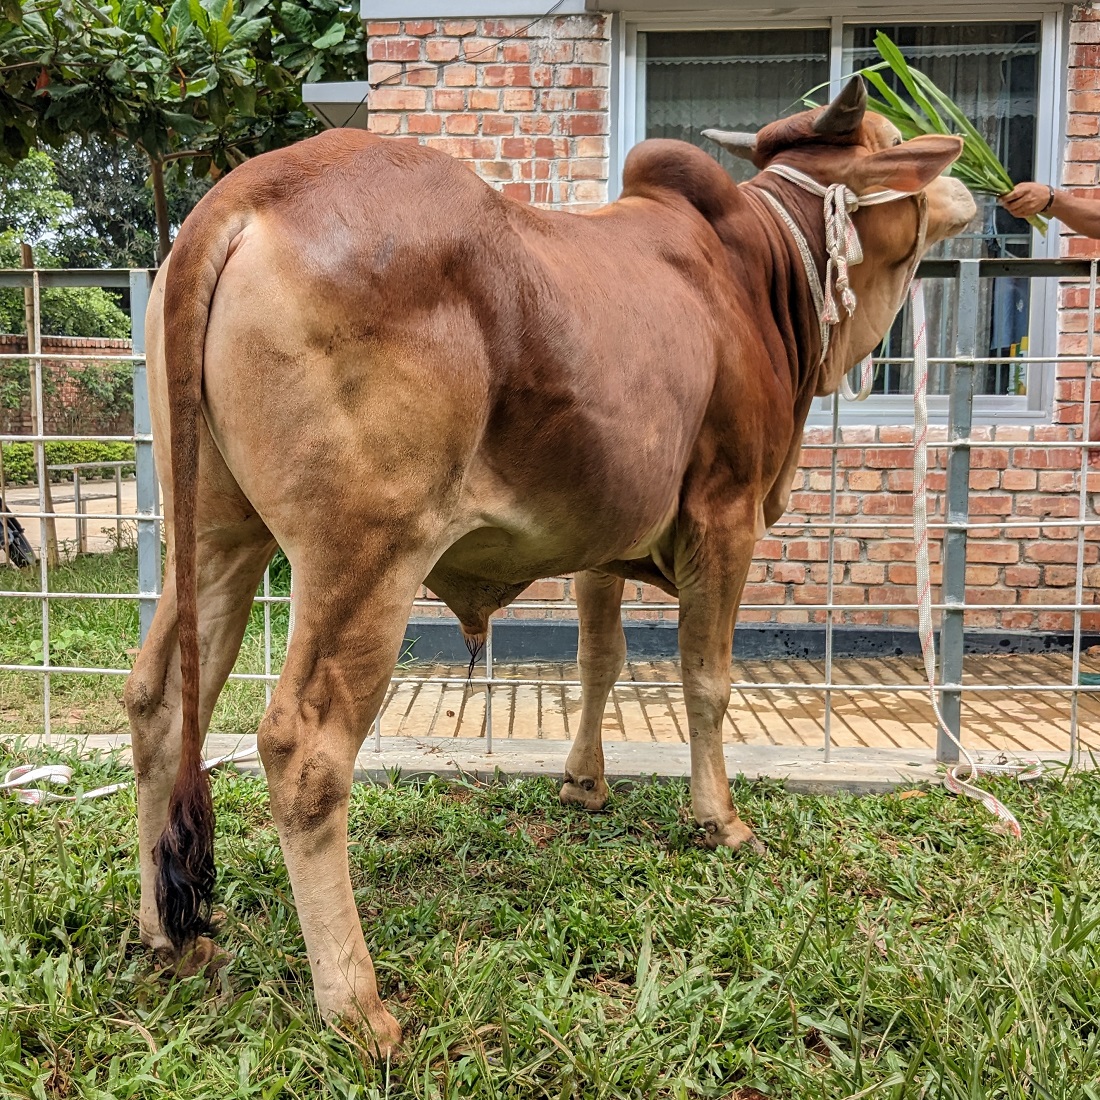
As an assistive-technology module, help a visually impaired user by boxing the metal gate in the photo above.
[1,259,1097,768]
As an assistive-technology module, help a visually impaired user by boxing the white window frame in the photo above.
[612,8,1069,425]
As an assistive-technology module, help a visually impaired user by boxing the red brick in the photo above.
[1038,612,1075,631]
[534,137,569,158]
[407,114,441,135]
[970,449,1009,469]
[424,136,496,158]
[963,564,1000,586]
[1001,469,1038,491]
[879,426,914,444]
[865,448,910,469]
[469,88,500,110]
[432,89,466,110]
[427,39,461,62]
[502,41,532,62]
[1012,448,1079,469]
[482,114,515,136]
[863,495,914,515]
[562,113,606,136]
[745,564,767,584]
[848,470,882,491]
[445,113,478,134]
[368,61,403,84]
[967,543,1018,564]
[538,40,574,63]
[771,562,806,583]
[1014,495,1084,517]
[406,67,438,87]
[1044,565,1080,587]
[518,114,554,135]
[502,182,532,201]
[442,19,477,34]
[969,469,1000,491]
[575,89,608,111]
[756,540,783,560]
[477,160,514,181]
[365,21,400,34]
[443,65,477,87]
[786,538,860,562]
[369,87,426,111]
[742,583,787,604]
[482,18,529,36]
[405,19,436,35]
[367,115,401,135]
[368,37,421,62]
[807,564,845,584]
[846,563,882,585]
[500,136,534,158]
[483,64,531,87]
[461,36,499,59]
[575,40,611,63]
[970,495,1013,515]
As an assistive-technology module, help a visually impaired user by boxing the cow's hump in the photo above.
[621,139,739,223]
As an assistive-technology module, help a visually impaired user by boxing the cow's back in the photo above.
[197,132,742,577]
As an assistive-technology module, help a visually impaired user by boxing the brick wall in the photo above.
[376,11,1100,637]
[0,335,134,437]
[365,14,610,208]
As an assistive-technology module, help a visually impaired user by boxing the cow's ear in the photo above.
[851,134,963,193]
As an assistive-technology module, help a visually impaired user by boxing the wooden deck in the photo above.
[375,653,1100,755]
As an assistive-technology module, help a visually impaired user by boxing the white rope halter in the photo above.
[756,163,919,375]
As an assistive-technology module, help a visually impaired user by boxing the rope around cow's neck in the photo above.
[762,162,1044,833]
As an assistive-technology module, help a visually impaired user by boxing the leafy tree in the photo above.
[0,0,366,259]
[0,151,130,336]
[53,138,211,268]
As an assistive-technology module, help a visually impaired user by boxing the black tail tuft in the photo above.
[154,766,216,953]
[464,632,485,682]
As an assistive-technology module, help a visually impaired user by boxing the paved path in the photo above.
[4,477,139,556]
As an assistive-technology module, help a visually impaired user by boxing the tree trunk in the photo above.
[150,157,171,263]
[20,242,60,568]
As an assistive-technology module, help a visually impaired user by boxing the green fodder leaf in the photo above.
[873,31,948,134]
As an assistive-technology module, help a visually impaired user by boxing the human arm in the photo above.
[1000,182,1100,239]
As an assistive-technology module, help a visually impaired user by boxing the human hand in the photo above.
[999,182,1054,218]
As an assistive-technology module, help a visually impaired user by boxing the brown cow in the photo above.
[125,78,975,1052]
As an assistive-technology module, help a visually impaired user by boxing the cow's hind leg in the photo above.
[560,570,626,812]
[257,554,424,1055]
[125,517,274,962]
[677,522,761,852]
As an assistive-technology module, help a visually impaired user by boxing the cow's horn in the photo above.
[813,75,867,135]
[701,128,757,161]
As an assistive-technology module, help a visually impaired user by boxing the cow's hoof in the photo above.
[340,1007,403,1060]
[174,936,232,977]
[560,775,609,812]
[701,817,764,854]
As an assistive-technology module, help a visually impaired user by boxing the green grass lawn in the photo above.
[2,751,1099,1099]
[0,549,288,739]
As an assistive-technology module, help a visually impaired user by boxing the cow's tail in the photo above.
[154,203,249,955]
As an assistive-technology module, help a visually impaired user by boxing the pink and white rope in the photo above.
[909,280,1042,836]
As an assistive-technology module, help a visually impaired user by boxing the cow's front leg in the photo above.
[678,524,762,852]
[561,570,626,811]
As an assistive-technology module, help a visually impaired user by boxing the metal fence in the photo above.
[1,260,1097,766]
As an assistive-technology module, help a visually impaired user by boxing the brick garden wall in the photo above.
[377,11,1100,637]
[0,335,134,437]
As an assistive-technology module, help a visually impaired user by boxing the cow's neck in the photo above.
[739,176,832,401]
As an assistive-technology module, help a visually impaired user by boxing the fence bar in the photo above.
[823,391,841,763]
[130,270,159,643]
[1070,260,1098,761]
[936,259,979,764]
[73,470,85,554]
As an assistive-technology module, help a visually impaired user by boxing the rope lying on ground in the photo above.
[908,278,1043,836]
[1,744,259,806]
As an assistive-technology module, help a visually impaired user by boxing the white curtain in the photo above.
[643,23,1040,396]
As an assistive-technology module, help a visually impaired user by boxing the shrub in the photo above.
[1,441,136,485]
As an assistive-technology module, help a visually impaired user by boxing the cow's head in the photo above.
[704,77,976,394]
